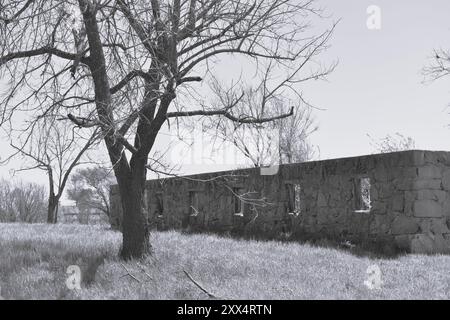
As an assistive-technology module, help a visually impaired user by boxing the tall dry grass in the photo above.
[0,223,449,299]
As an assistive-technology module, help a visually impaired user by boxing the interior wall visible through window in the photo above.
[286,183,301,214]
[355,177,371,212]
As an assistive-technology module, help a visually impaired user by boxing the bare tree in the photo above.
[0,181,15,222]
[277,104,317,164]
[0,179,47,223]
[0,0,336,259]
[67,165,116,218]
[423,49,450,82]
[209,86,319,167]
[208,84,284,167]
[368,133,416,154]
[6,118,98,223]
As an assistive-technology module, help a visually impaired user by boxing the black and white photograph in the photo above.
[0,0,450,306]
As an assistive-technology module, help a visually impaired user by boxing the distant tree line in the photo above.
[0,179,46,223]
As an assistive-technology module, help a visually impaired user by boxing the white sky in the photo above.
[1,0,450,200]
[306,0,450,158]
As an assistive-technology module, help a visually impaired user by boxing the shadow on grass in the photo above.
[175,227,409,260]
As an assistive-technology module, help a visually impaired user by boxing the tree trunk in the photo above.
[118,158,151,260]
[47,195,59,224]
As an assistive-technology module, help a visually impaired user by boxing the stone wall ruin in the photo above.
[109,150,450,254]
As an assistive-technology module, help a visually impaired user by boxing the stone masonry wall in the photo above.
[109,150,450,254]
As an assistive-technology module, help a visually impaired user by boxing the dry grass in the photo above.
[0,223,449,300]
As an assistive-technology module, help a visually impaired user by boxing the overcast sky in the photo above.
[306,0,450,158]
[1,0,450,196]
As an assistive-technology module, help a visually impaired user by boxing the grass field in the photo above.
[0,223,449,299]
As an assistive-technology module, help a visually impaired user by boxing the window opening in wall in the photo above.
[286,183,301,216]
[155,193,164,218]
[355,177,371,213]
[189,191,200,216]
[233,187,244,216]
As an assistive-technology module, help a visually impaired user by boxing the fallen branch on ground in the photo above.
[183,269,219,299]
[120,263,141,282]
[137,262,153,281]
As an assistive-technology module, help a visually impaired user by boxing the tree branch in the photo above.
[58,130,99,197]
[167,106,294,124]
[0,0,35,24]
[67,114,99,128]
[0,46,90,67]
[176,76,202,86]
[110,70,151,94]
[66,114,137,154]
